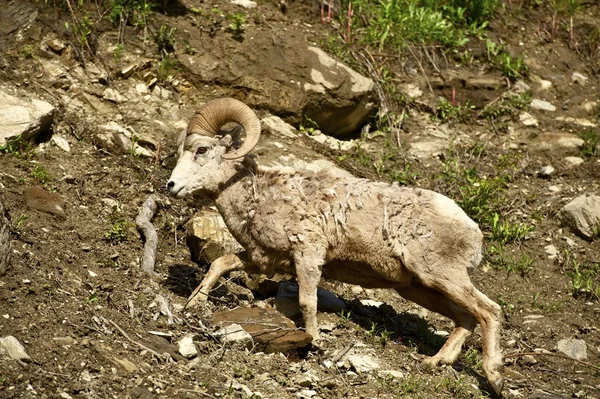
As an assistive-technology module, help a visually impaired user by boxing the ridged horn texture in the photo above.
[186,98,261,160]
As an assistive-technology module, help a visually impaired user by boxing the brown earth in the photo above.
[1,1,600,399]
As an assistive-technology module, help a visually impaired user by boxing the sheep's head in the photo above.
[166,98,261,198]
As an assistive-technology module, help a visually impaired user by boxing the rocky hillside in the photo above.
[1,0,599,398]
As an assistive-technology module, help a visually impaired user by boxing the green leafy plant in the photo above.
[390,163,419,185]
[13,215,29,231]
[157,55,177,81]
[0,135,32,158]
[226,12,246,36]
[481,92,531,121]
[31,164,50,185]
[434,97,473,123]
[104,218,132,243]
[155,24,177,57]
[490,213,534,244]
[579,129,599,158]
[567,260,600,301]
[110,0,153,28]
[486,39,528,80]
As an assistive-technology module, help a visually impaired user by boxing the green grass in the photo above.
[341,0,498,50]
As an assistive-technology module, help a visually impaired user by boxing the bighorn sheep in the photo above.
[166,98,504,394]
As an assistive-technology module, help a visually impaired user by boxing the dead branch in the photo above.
[329,341,355,364]
[504,351,600,372]
[0,199,11,276]
[107,319,168,360]
[135,194,158,276]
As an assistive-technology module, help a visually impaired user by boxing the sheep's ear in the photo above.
[176,130,187,157]
[218,135,234,148]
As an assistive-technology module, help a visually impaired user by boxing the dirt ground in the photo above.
[1,0,599,398]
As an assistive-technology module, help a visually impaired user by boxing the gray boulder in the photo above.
[178,33,377,137]
[0,90,55,145]
[560,194,600,240]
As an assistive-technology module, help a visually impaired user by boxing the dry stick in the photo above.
[0,200,11,276]
[107,319,165,359]
[136,194,158,276]
[329,341,355,364]
[505,351,600,372]
[407,45,434,97]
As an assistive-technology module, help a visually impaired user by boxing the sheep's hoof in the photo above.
[488,375,504,396]
[421,355,441,369]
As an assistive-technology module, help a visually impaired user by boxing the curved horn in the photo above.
[187,98,261,160]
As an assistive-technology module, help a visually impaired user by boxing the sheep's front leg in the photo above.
[185,254,245,308]
[294,250,324,341]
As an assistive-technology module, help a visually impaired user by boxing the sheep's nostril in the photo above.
[166,181,175,191]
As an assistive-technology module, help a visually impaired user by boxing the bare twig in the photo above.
[107,319,166,360]
[135,194,158,276]
[505,351,600,372]
[407,45,434,96]
[0,200,11,276]
[329,341,355,364]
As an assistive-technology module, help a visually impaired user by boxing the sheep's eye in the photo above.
[196,147,208,155]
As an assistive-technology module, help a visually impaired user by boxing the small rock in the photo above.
[554,116,597,127]
[360,299,383,308]
[46,38,66,54]
[113,357,138,373]
[135,83,150,95]
[59,393,74,399]
[399,83,423,99]
[308,130,356,152]
[537,79,552,90]
[571,72,588,86]
[52,336,76,346]
[537,165,555,178]
[564,156,584,167]
[230,0,257,8]
[296,389,317,398]
[560,194,600,240]
[557,338,587,360]
[295,372,318,387]
[103,88,125,103]
[51,135,70,152]
[347,354,380,373]
[120,64,137,79]
[186,208,243,263]
[319,322,336,333]
[178,334,198,359]
[519,112,538,127]
[544,244,558,260]
[531,99,556,112]
[513,80,531,93]
[581,101,598,115]
[261,115,298,138]
[530,132,584,152]
[23,186,66,218]
[214,324,254,349]
[548,185,560,192]
[377,370,404,380]
[0,336,31,362]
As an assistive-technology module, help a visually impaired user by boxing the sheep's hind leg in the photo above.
[395,283,476,367]
[185,254,245,309]
[415,272,504,395]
